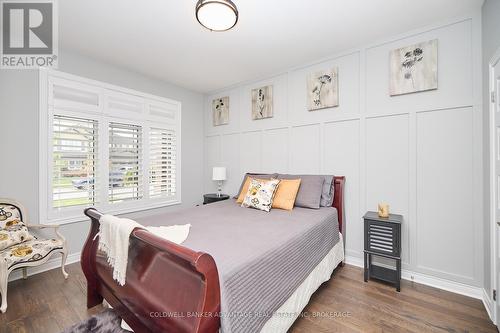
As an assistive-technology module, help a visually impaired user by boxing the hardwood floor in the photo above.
[0,263,496,333]
[290,266,497,333]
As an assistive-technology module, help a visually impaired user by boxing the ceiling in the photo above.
[60,0,483,93]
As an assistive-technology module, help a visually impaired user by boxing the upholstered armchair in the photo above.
[0,198,68,312]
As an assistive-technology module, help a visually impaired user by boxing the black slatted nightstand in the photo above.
[203,193,229,205]
[363,211,403,291]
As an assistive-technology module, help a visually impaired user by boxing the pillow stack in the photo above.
[235,173,278,202]
[241,178,281,212]
[236,173,335,212]
[277,174,324,209]
[271,178,301,211]
[277,174,335,209]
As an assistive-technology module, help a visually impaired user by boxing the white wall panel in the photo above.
[323,120,361,257]
[366,115,410,265]
[262,128,289,173]
[203,17,482,289]
[366,20,473,116]
[205,135,221,193]
[416,107,475,282]
[240,131,262,173]
[290,124,321,174]
[221,134,241,196]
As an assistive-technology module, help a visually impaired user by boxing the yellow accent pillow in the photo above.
[272,179,301,211]
[237,177,267,203]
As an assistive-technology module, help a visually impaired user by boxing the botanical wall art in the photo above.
[389,39,438,96]
[307,67,339,111]
[212,96,229,126]
[251,85,273,120]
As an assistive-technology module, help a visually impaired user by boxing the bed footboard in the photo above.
[81,208,221,333]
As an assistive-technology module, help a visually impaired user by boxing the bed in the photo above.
[81,176,345,333]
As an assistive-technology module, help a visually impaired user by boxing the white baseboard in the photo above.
[349,253,496,323]
[345,255,483,299]
[8,252,81,282]
[482,288,494,323]
[344,254,364,268]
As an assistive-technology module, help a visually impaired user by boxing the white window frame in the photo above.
[39,68,182,225]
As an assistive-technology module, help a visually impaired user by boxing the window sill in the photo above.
[44,200,182,226]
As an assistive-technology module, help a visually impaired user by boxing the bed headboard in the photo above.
[332,176,345,236]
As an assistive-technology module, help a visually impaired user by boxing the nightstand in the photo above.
[203,193,230,205]
[363,211,403,291]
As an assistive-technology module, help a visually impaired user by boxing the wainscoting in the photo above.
[203,15,484,293]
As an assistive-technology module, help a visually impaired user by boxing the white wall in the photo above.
[203,16,484,289]
[482,0,500,300]
[0,50,205,255]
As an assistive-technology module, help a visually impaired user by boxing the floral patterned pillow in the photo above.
[241,178,281,212]
[0,206,34,251]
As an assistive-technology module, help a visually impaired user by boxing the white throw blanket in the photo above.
[98,215,191,333]
[98,215,143,286]
[98,214,192,287]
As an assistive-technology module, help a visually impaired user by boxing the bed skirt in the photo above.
[260,233,344,333]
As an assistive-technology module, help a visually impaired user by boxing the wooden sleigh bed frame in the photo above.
[81,176,345,333]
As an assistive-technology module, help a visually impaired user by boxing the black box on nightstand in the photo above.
[363,211,403,291]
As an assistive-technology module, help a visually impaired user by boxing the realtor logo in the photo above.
[1,0,58,69]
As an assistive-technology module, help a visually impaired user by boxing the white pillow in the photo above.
[241,178,281,212]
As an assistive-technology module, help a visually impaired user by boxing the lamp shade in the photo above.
[212,167,226,181]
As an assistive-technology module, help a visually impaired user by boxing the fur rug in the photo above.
[61,309,129,333]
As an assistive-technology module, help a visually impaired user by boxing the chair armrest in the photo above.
[28,224,66,244]
[28,224,59,230]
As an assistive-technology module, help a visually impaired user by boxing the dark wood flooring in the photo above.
[0,263,496,333]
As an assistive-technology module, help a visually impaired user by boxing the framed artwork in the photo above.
[251,85,273,120]
[212,96,229,126]
[307,67,339,111]
[389,39,438,96]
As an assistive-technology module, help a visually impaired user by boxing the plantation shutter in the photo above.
[149,128,176,198]
[52,115,98,208]
[109,122,143,203]
[43,72,181,223]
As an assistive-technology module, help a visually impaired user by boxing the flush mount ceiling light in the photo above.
[195,0,238,32]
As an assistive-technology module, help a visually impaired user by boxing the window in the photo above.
[40,70,181,224]
[149,128,176,198]
[109,122,143,203]
[52,115,98,209]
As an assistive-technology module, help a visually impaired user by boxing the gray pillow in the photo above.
[234,173,278,198]
[277,174,325,209]
[320,175,335,207]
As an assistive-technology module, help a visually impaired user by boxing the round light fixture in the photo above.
[195,0,238,32]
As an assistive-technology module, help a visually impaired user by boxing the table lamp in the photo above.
[212,167,226,197]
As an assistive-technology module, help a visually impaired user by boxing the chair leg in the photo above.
[0,269,8,313]
[61,250,69,279]
[22,268,27,280]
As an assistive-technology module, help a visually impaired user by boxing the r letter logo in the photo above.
[1,0,58,69]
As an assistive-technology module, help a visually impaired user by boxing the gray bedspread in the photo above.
[135,199,340,333]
